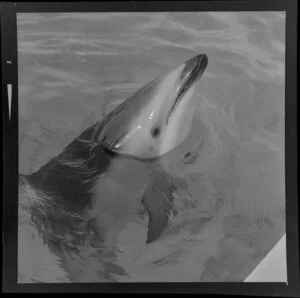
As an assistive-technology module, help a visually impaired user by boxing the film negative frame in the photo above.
[1,1,298,295]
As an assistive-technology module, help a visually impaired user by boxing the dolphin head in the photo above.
[97,54,208,160]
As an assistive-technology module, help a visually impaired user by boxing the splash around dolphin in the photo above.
[18,53,209,282]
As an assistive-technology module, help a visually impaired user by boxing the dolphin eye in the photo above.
[151,126,161,138]
[184,152,191,158]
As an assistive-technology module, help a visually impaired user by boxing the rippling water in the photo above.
[17,12,285,283]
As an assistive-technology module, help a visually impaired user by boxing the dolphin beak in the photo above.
[168,54,208,121]
[181,54,208,87]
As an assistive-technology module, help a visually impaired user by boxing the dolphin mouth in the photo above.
[168,54,208,121]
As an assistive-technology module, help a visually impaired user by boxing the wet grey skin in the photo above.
[19,54,208,272]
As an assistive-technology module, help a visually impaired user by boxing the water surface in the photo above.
[17,12,285,283]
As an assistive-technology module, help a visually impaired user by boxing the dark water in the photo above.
[17,12,285,282]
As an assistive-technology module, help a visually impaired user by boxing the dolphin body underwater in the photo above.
[18,54,209,282]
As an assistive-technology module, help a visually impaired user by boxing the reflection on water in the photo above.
[17,12,285,283]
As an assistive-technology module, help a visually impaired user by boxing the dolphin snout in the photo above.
[181,53,208,82]
[168,54,208,120]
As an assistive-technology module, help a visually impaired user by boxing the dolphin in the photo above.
[18,53,208,280]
